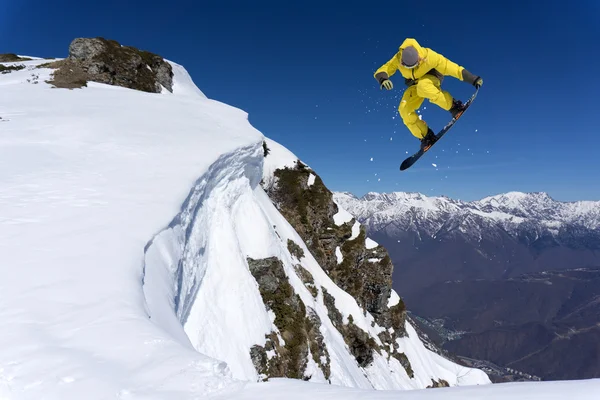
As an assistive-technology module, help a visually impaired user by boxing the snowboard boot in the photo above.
[449,99,466,119]
[420,128,437,151]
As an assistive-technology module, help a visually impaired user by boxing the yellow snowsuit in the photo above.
[374,38,469,139]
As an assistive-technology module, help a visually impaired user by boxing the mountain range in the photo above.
[333,191,600,295]
[333,191,600,380]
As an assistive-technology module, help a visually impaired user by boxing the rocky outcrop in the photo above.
[261,160,409,373]
[427,378,450,388]
[247,257,330,381]
[0,54,32,62]
[264,164,401,330]
[45,38,173,93]
[0,64,25,74]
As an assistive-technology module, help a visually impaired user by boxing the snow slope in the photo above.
[0,57,259,399]
[214,377,600,400]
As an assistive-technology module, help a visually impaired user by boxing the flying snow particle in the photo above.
[390,137,393,141]
[475,129,478,132]
[432,163,437,168]
[378,178,381,182]
[370,157,374,161]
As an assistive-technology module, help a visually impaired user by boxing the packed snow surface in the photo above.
[333,206,354,226]
[214,378,600,399]
[365,237,378,249]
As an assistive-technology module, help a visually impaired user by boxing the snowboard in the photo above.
[399,87,479,171]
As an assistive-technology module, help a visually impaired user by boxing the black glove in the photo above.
[404,78,416,87]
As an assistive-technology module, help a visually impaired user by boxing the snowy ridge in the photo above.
[167,59,207,98]
[146,134,490,388]
[333,191,600,241]
[260,140,490,389]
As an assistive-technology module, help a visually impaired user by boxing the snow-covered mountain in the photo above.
[333,191,600,293]
[2,39,599,399]
[334,191,600,241]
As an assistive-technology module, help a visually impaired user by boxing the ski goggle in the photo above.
[401,59,420,69]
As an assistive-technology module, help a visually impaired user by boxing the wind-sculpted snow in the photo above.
[0,55,259,399]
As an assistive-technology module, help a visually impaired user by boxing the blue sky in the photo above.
[2,0,599,201]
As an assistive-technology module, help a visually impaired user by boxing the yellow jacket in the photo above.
[374,38,470,85]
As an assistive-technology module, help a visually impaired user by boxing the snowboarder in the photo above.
[374,38,483,151]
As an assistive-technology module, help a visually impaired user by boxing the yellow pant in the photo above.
[399,74,454,139]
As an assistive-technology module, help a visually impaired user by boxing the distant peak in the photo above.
[479,191,553,205]
[334,191,358,200]
[360,191,427,202]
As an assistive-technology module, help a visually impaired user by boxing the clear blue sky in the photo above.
[2,0,599,201]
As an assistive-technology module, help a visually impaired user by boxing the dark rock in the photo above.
[306,307,331,380]
[248,256,331,381]
[250,345,268,378]
[345,321,377,367]
[154,61,174,92]
[47,37,173,93]
[69,38,107,61]
[287,239,305,260]
[0,64,25,74]
[248,257,287,294]
[264,165,400,331]
[0,54,32,62]
[427,379,450,388]
[322,287,343,329]
[261,164,412,371]
[392,352,414,378]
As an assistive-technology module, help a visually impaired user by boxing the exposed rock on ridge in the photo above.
[45,37,173,93]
